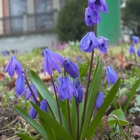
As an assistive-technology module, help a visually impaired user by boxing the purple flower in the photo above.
[106,66,118,86]
[29,106,37,119]
[97,36,109,54]
[40,100,47,112]
[4,55,23,77]
[55,76,78,101]
[42,48,65,76]
[132,36,139,44]
[63,59,79,78]
[129,45,135,54]
[15,74,25,97]
[76,56,82,63]
[73,78,80,89]
[85,7,101,26]
[24,84,38,101]
[88,0,108,13]
[74,85,83,103]
[2,51,9,56]
[80,32,98,53]
[137,48,140,57]
[95,91,104,108]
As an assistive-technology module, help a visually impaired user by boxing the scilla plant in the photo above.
[4,0,120,140]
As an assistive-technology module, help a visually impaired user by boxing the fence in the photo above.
[0,12,54,36]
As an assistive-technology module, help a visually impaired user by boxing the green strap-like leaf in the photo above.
[71,97,77,140]
[31,102,73,140]
[123,78,140,113]
[39,118,57,140]
[85,78,120,140]
[26,68,68,131]
[80,58,103,140]
[14,106,48,140]
[16,133,37,140]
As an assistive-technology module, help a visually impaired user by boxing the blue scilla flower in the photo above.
[80,32,98,53]
[95,91,104,109]
[56,76,78,101]
[42,48,65,76]
[74,85,83,103]
[15,74,25,97]
[97,36,109,54]
[88,0,108,14]
[73,78,80,89]
[132,36,139,44]
[25,84,38,101]
[4,55,23,77]
[106,66,118,86]
[40,100,47,112]
[129,45,135,54]
[29,106,37,119]
[137,48,140,57]
[85,7,101,26]
[63,59,79,78]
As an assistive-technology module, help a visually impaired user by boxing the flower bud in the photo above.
[129,45,135,54]
[40,100,47,112]
[64,59,79,78]
[15,74,25,97]
[75,85,83,103]
[106,66,118,86]
[132,36,139,44]
[137,48,140,57]
[95,92,104,109]
[29,106,37,119]
[73,78,80,89]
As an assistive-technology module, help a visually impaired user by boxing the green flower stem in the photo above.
[47,102,56,119]
[81,23,97,132]
[76,102,79,140]
[51,76,62,125]
[67,100,72,136]
[23,72,40,106]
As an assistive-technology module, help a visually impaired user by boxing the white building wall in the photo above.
[0,33,58,52]
[0,0,61,52]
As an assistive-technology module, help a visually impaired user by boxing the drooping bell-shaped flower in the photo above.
[132,36,139,44]
[73,78,80,89]
[97,36,109,54]
[42,48,65,76]
[137,48,140,57]
[40,100,47,112]
[85,7,101,26]
[129,45,135,54]
[80,32,98,53]
[74,85,83,103]
[88,0,108,13]
[95,91,104,108]
[56,76,78,101]
[63,59,79,78]
[106,66,118,86]
[29,106,37,119]
[4,55,23,77]
[24,84,38,101]
[15,74,25,97]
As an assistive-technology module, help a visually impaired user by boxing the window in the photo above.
[35,0,53,30]
[9,0,27,33]
[35,0,52,13]
[10,0,27,16]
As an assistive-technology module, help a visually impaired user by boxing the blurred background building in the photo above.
[0,0,65,52]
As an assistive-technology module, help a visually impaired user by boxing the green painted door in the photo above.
[97,0,121,45]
